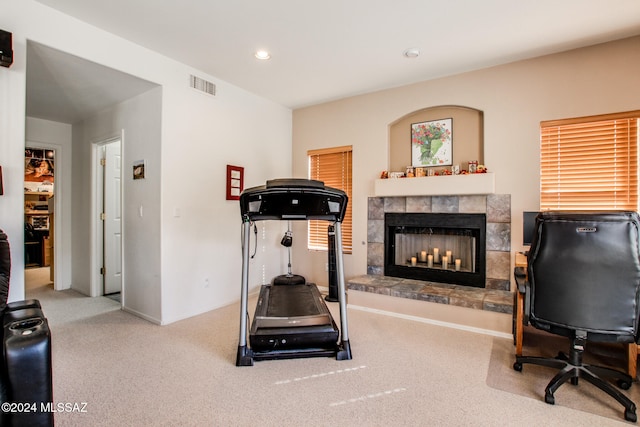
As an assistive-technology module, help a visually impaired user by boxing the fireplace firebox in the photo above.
[384,213,486,288]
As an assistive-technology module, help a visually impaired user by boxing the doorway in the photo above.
[93,137,123,298]
[24,145,57,295]
[25,41,161,304]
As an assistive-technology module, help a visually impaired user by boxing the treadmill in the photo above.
[236,178,352,366]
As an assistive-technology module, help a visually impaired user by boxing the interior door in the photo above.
[103,140,122,295]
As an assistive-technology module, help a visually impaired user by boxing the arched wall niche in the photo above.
[388,105,484,172]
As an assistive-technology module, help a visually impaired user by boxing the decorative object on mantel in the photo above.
[468,160,478,173]
[411,118,453,167]
[379,164,488,179]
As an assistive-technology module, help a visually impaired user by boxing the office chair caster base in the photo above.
[513,362,522,372]
[625,408,637,422]
[618,379,632,390]
[544,392,555,405]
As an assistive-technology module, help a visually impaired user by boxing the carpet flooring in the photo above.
[22,269,634,426]
[487,326,639,423]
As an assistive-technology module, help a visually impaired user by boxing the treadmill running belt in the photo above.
[266,284,321,318]
[249,283,339,352]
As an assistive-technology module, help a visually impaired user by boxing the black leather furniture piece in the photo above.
[0,228,54,427]
[513,211,640,422]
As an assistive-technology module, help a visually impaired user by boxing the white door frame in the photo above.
[24,141,64,291]
[91,134,124,299]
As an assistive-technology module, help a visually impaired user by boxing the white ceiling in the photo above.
[26,0,640,122]
[26,41,158,124]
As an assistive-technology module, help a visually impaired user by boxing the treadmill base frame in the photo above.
[236,340,352,365]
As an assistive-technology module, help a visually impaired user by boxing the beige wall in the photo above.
[292,36,640,286]
[389,106,483,172]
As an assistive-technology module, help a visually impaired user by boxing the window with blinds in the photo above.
[308,146,352,253]
[540,111,639,211]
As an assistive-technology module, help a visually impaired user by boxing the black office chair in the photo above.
[513,211,640,422]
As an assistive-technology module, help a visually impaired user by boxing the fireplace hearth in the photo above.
[385,212,486,288]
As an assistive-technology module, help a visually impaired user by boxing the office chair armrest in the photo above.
[514,267,527,294]
[514,266,531,324]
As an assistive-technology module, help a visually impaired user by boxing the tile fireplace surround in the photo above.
[348,193,513,316]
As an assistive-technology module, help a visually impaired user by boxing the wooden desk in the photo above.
[514,252,638,379]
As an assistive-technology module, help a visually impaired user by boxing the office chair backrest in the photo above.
[528,211,640,341]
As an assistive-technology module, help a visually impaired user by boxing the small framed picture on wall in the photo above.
[226,165,244,200]
[133,160,145,180]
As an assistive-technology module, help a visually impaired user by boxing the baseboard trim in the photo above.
[122,305,162,325]
[347,290,512,339]
[349,304,512,339]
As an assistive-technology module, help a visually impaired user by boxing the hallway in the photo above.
[25,266,52,293]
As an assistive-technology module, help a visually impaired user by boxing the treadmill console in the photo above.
[240,178,348,222]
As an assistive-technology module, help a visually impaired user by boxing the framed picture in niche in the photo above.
[411,118,453,167]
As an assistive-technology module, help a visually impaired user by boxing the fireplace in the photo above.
[384,212,486,288]
[350,192,513,322]
[367,194,511,292]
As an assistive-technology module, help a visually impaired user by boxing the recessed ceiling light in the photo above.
[255,50,271,60]
[403,48,420,58]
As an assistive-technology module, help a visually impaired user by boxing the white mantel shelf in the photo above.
[374,173,495,197]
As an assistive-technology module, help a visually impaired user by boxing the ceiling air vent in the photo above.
[189,75,216,96]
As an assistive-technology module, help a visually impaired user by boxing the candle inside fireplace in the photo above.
[433,248,440,263]
[442,256,448,269]
[411,256,417,266]
[455,258,461,271]
[427,254,433,267]
[446,250,452,261]
[420,250,427,262]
